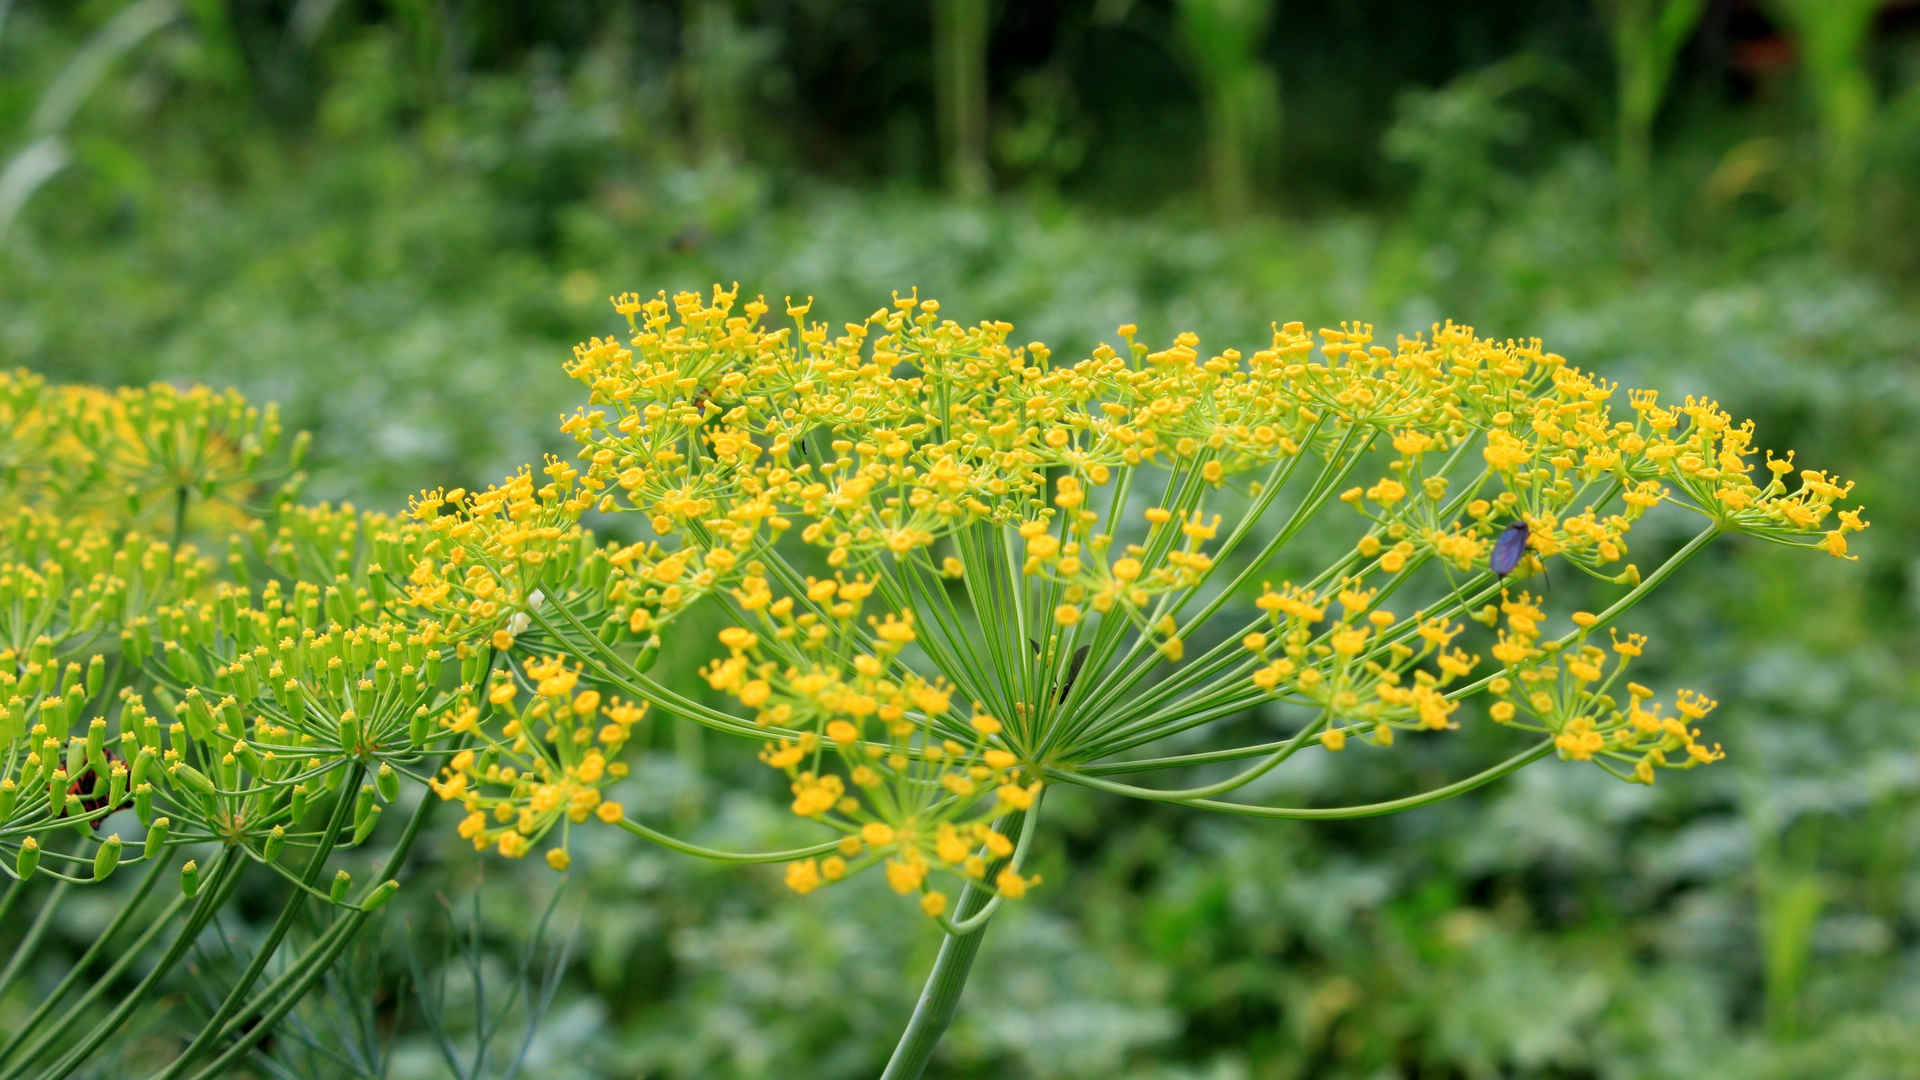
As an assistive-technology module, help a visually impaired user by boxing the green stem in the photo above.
[1047,738,1554,818]
[0,879,68,999]
[30,848,246,1079]
[153,764,366,1078]
[0,858,168,1064]
[881,799,1037,1079]
[182,758,449,1079]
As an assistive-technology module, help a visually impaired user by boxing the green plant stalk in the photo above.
[880,801,1035,1079]
[933,0,989,198]
[0,857,168,1063]
[29,848,245,1078]
[0,879,68,998]
[174,651,505,1075]
[181,765,451,1079]
[153,763,367,1078]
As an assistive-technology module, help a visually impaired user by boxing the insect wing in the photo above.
[1491,522,1530,576]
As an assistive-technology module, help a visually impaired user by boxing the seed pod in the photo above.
[289,783,310,821]
[0,778,15,819]
[352,802,383,846]
[329,869,351,903]
[338,712,361,756]
[170,763,217,798]
[133,782,154,824]
[409,708,430,750]
[361,879,400,912]
[375,763,399,802]
[263,824,286,860]
[131,748,157,790]
[17,837,41,880]
[180,859,200,896]
[86,654,105,698]
[233,740,266,778]
[145,817,170,860]
[93,834,123,881]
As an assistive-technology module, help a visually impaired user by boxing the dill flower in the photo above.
[408,285,1863,926]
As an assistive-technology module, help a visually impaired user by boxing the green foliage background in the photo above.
[3,1,1916,1076]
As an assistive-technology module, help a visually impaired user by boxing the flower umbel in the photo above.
[390,286,1864,921]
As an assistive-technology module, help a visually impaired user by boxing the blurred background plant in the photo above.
[2,0,1916,1076]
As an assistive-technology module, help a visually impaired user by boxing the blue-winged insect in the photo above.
[1491,519,1550,588]
[1490,520,1530,576]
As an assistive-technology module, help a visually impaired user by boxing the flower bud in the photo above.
[361,879,400,912]
[375,763,399,803]
[180,859,200,896]
[338,712,361,756]
[329,869,351,903]
[0,778,16,820]
[170,763,217,798]
[263,824,286,860]
[133,782,154,824]
[86,653,105,698]
[351,802,382,846]
[144,817,170,860]
[17,837,40,880]
[93,834,123,881]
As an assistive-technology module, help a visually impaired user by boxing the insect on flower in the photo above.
[1030,639,1091,703]
[1490,520,1531,577]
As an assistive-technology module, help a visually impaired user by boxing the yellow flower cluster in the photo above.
[0,368,303,531]
[700,603,1043,909]
[1478,593,1723,782]
[1247,576,1478,750]
[429,657,643,870]
[403,459,600,644]
[388,286,1867,916]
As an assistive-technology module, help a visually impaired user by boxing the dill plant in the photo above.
[0,287,1867,1076]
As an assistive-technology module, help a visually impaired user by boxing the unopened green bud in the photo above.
[85,719,107,774]
[263,824,286,860]
[409,708,430,749]
[93,834,123,881]
[329,869,351,903]
[0,778,15,820]
[170,763,216,798]
[361,878,400,912]
[289,783,310,821]
[352,802,382,846]
[131,748,157,789]
[375,763,399,802]
[233,740,265,777]
[86,654,105,698]
[145,817,170,860]
[339,712,361,756]
[133,782,154,824]
[181,859,200,896]
[18,837,41,880]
